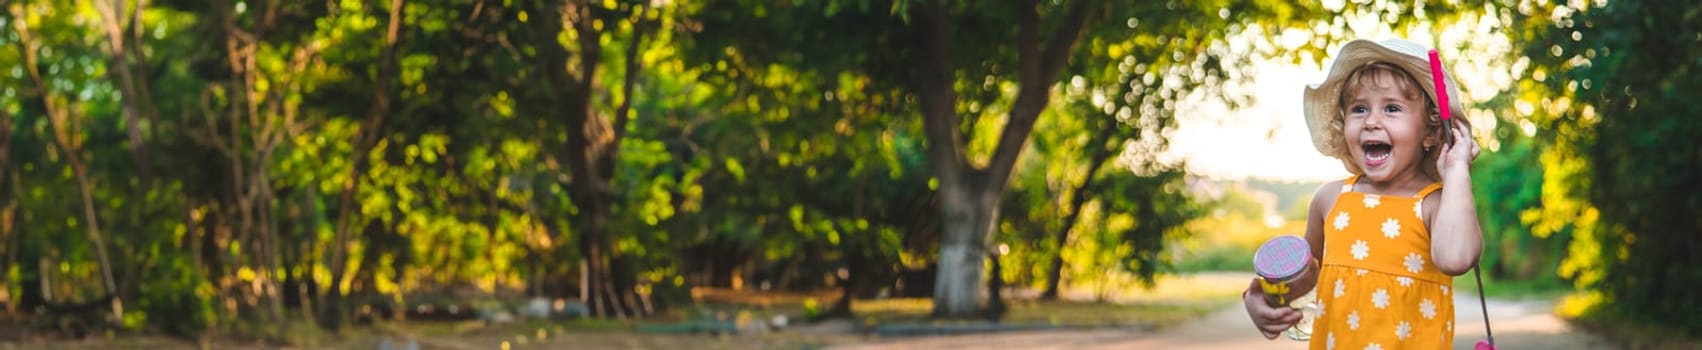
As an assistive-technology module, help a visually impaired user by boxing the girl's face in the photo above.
[1340,68,1438,183]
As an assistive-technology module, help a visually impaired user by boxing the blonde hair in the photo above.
[1331,62,1445,180]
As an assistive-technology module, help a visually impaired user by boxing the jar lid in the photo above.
[1254,235,1312,280]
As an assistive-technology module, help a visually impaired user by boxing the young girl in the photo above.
[1243,38,1483,349]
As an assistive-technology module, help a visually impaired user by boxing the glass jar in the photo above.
[1254,235,1318,341]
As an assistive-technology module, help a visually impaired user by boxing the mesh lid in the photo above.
[1254,235,1312,280]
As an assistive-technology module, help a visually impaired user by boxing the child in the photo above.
[1243,38,1483,349]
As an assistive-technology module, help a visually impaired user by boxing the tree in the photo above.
[9,1,124,323]
[1503,0,1702,332]
[92,0,157,188]
[519,0,666,318]
[1028,3,1256,297]
[322,0,408,328]
[906,0,1094,317]
[910,0,1335,316]
[690,0,1342,316]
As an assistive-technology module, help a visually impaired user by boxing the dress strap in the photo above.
[1414,182,1443,198]
[1341,175,1359,192]
[1413,182,1443,216]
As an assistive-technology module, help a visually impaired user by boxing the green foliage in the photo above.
[1493,0,1702,334]
[5,0,1690,342]
[1470,134,1565,284]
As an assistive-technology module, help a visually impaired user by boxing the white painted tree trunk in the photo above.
[932,185,1000,317]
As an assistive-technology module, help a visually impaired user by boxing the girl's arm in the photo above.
[1249,181,1338,302]
[1287,180,1340,299]
[1243,180,1339,339]
[1429,120,1484,276]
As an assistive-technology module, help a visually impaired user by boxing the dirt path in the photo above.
[0,273,1615,349]
[831,276,1615,350]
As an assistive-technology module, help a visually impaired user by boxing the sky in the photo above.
[1161,58,1348,182]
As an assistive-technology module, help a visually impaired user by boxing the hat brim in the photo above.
[1303,38,1466,175]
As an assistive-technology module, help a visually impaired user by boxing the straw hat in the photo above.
[1303,38,1465,175]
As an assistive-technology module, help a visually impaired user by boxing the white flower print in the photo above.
[1318,300,1326,316]
[1381,218,1401,239]
[1372,288,1390,309]
[1328,332,1336,350]
[1405,252,1425,274]
[1397,276,1413,287]
[1363,194,1382,208]
[1334,279,1346,298]
[1420,299,1438,319]
[1348,310,1361,330]
[1441,285,1450,295]
[1447,320,1453,332]
[1357,268,1368,276]
[1414,201,1423,218]
[1396,320,1412,340]
[1365,343,1383,350]
[1334,212,1351,231]
[1351,240,1370,261]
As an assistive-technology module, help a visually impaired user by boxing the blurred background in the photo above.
[0,0,1696,349]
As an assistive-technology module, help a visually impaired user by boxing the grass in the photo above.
[1,274,1249,350]
[1170,214,1306,274]
[1169,243,1256,273]
[1547,291,1702,350]
[1450,273,1572,301]
[842,272,1246,329]
[1571,316,1702,350]
[844,298,1227,329]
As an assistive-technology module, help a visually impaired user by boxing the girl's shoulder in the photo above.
[1308,179,1348,216]
[1420,186,1444,226]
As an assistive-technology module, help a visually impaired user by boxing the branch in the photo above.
[613,5,648,147]
[914,0,971,183]
[94,0,154,178]
[983,0,1096,189]
[324,0,408,310]
[12,3,77,155]
[1069,125,1120,215]
[0,106,11,189]
[1015,0,1039,85]
[1038,0,1093,84]
[13,3,121,319]
[187,86,233,157]
[574,4,613,163]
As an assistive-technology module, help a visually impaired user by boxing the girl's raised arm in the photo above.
[1428,121,1483,276]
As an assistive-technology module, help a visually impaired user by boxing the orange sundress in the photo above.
[1310,176,1454,350]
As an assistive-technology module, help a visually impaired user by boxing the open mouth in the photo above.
[1362,141,1392,165]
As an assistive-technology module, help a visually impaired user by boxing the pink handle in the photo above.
[1428,50,1451,121]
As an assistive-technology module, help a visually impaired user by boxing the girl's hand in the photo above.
[1243,281,1301,339]
[1436,118,1480,178]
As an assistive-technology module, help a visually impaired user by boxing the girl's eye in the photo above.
[1384,104,1403,113]
[1350,105,1368,114]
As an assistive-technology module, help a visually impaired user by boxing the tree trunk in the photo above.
[485,188,503,297]
[575,194,631,318]
[94,0,155,187]
[985,245,1007,320]
[913,0,1093,318]
[256,159,286,325]
[528,1,648,319]
[322,0,407,328]
[65,151,123,322]
[1040,126,1118,300]
[931,186,1000,317]
[11,7,124,322]
[0,108,12,314]
[93,0,157,308]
